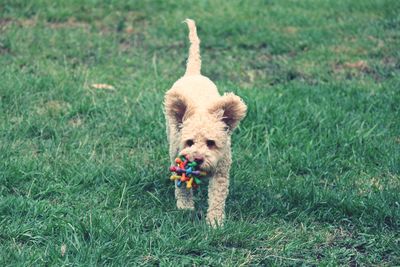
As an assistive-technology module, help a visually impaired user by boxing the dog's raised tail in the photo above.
[184,19,201,76]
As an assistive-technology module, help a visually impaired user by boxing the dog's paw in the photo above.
[206,215,224,228]
[177,200,194,210]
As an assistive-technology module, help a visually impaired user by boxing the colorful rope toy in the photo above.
[169,155,207,189]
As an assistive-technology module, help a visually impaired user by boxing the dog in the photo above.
[164,19,247,227]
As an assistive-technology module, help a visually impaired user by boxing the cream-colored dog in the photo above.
[164,19,247,227]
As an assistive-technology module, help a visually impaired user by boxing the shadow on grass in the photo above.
[226,182,399,231]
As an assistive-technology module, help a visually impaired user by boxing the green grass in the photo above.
[1,0,399,265]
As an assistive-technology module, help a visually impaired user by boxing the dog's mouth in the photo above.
[198,162,216,176]
[176,153,216,176]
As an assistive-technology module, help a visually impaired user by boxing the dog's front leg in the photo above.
[206,169,229,227]
[168,127,194,210]
[175,184,194,210]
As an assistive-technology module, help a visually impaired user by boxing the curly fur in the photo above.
[164,19,247,227]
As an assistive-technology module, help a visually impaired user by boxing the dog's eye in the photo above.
[186,140,194,147]
[206,140,216,148]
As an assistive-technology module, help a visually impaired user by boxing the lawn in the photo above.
[0,0,399,265]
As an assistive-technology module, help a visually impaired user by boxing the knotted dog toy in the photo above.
[169,155,207,189]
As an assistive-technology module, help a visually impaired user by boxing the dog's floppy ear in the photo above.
[208,93,247,131]
[164,91,194,126]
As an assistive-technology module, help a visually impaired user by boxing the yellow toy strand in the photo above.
[170,175,180,181]
[187,177,193,189]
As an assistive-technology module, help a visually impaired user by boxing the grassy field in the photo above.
[1,0,399,265]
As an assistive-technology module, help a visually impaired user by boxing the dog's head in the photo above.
[165,92,247,173]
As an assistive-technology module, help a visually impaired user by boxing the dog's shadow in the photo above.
[190,179,277,223]
[191,178,210,221]
[169,177,275,223]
